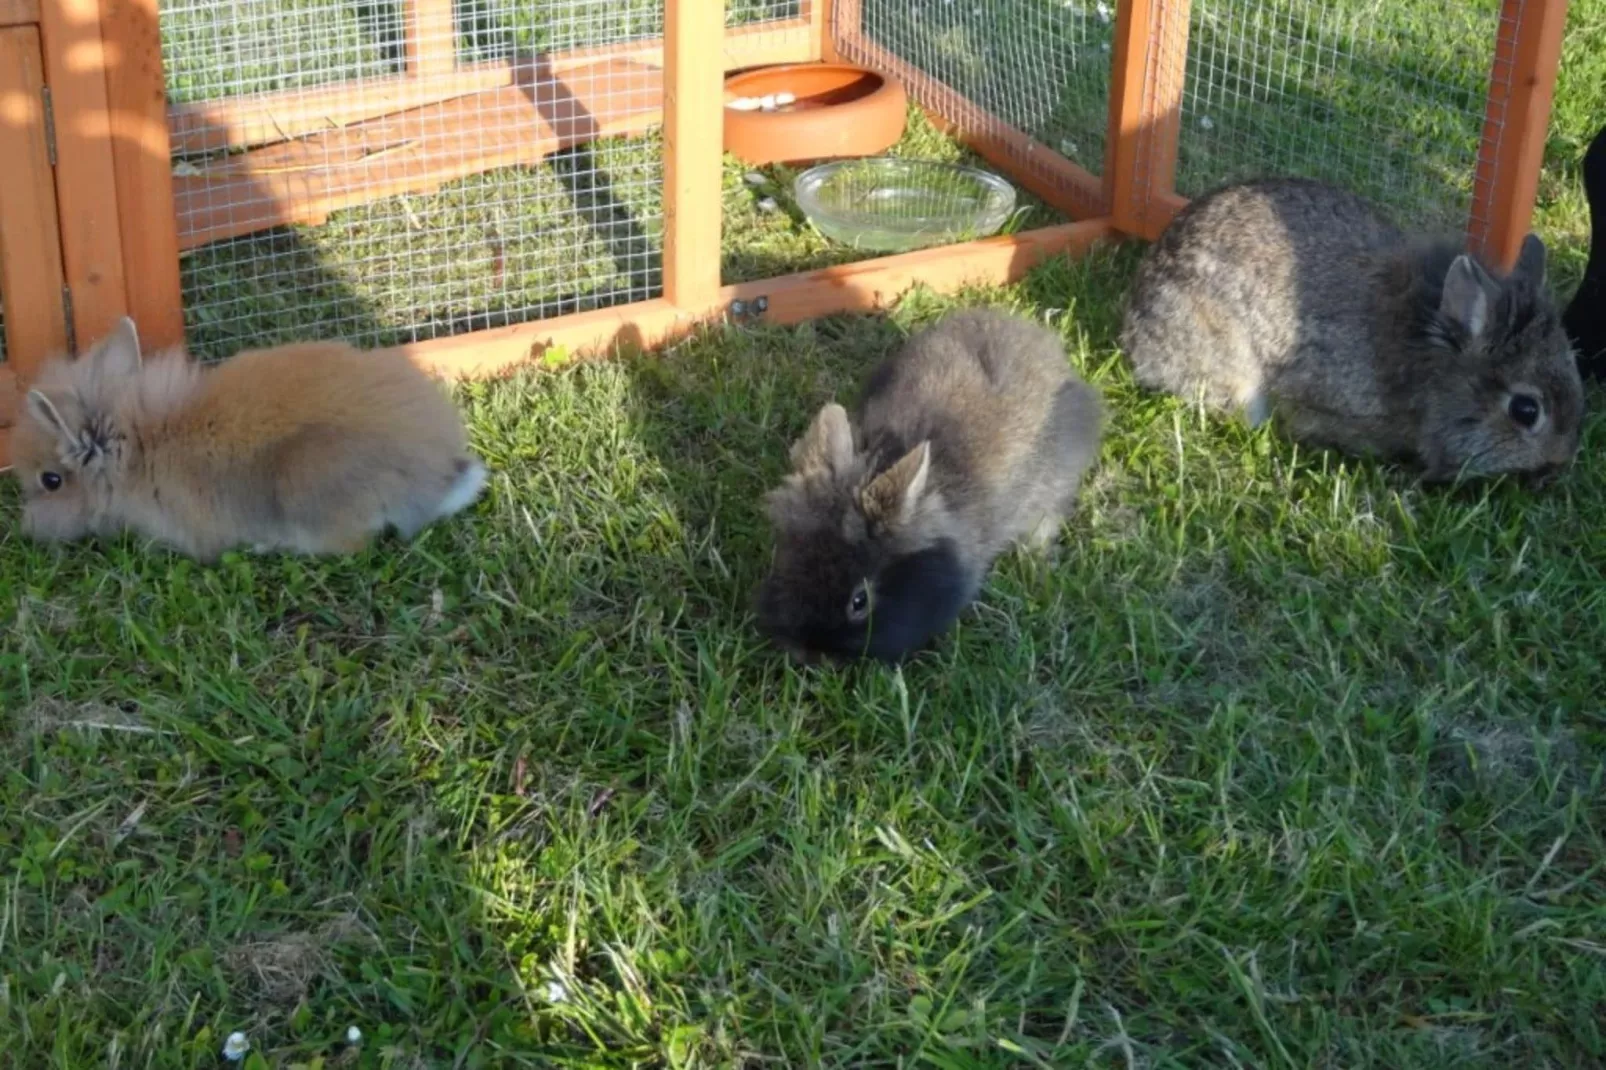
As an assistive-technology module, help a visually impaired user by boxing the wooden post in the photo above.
[99,0,186,350]
[0,26,71,378]
[403,0,456,79]
[39,0,130,350]
[810,0,836,63]
[824,0,859,63]
[662,0,724,309]
[1467,0,1569,271]
[1104,0,1192,240]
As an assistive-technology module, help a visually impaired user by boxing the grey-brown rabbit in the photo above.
[1120,177,1582,481]
[755,308,1104,664]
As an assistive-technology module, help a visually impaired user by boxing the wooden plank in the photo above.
[1467,0,1569,271]
[168,20,813,155]
[806,0,832,63]
[403,0,456,79]
[0,26,70,380]
[0,0,40,27]
[1,367,18,470]
[39,0,129,348]
[1146,190,1188,233]
[99,0,185,350]
[721,219,1117,324]
[390,219,1118,379]
[1105,0,1192,239]
[662,0,724,308]
[174,61,664,249]
[1104,0,1155,233]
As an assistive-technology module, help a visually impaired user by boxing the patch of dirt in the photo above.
[16,698,155,737]
[222,914,374,1006]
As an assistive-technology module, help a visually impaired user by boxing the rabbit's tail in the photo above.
[435,457,488,520]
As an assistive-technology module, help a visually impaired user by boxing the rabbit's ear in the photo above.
[1514,234,1547,285]
[26,390,74,446]
[1441,255,1498,340]
[87,316,143,378]
[790,402,855,474]
[27,387,116,469]
[861,440,931,528]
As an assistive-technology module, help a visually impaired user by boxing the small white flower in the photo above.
[223,1032,250,1061]
[1199,115,1215,130]
[1096,1,1112,20]
[545,980,569,1003]
[346,1025,363,1044]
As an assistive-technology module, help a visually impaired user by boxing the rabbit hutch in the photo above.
[0,0,1571,469]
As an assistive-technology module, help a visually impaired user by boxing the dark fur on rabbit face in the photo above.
[13,319,154,542]
[1121,176,1582,482]
[1391,239,1582,480]
[756,408,979,663]
[755,310,1103,664]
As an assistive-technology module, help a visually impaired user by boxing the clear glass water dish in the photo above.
[793,158,1018,253]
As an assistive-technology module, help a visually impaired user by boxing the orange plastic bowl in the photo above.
[723,63,908,167]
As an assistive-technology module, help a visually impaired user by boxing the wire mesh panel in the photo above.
[833,0,1114,219]
[160,0,669,360]
[458,0,803,59]
[725,0,808,66]
[1172,0,1503,234]
[730,0,803,23]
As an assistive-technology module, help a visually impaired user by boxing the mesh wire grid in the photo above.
[725,0,809,66]
[161,1,812,360]
[833,0,1115,220]
[1170,0,1504,236]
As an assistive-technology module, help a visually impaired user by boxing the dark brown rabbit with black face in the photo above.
[755,308,1104,664]
[1121,177,1583,482]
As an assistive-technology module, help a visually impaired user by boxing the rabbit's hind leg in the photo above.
[1021,511,1065,553]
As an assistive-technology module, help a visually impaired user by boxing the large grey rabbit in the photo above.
[1120,177,1582,481]
[755,308,1104,664]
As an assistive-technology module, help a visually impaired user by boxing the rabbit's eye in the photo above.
[846,583,872,622]
[39,471,63,492]
[1507,393,1542,429]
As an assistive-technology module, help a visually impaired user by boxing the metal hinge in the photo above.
[42,86,57,167]
[62,287,76,354]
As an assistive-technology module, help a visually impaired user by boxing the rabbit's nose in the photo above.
[1524,461,1567,488]
[778,640,819,666]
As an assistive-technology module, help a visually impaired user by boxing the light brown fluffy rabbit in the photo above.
[11,318,486,561]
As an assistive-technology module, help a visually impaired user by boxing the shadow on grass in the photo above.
[5,0,1604,1059]
[4,248,1605,1065]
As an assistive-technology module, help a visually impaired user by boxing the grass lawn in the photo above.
[4,0,1606,1066]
